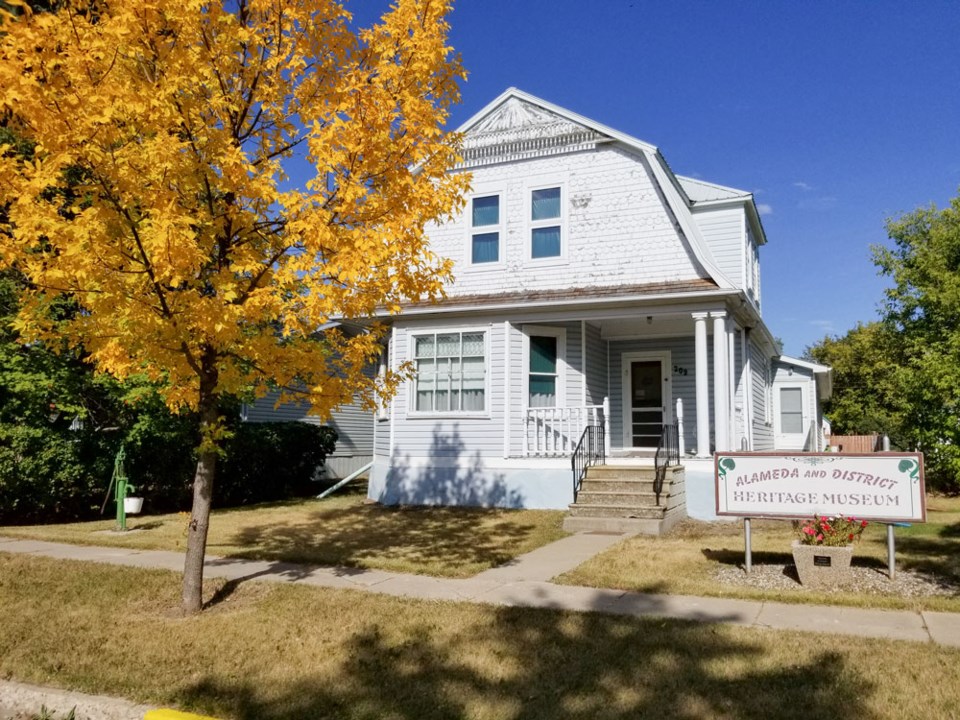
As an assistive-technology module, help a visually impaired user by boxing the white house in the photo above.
[249,88,832,530]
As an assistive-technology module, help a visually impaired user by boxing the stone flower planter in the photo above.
[791,540,853,589]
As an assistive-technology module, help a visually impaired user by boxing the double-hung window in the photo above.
[524,326,565,408]
[470,194,500,264]
[413,331,486,413]
[778,387,804,433]
[528,335,559,407]
[530,186,562,259]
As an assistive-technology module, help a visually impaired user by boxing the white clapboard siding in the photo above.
[244,380,374,459]
[691,205,744,290]
[750,340,774,450]
[428,146,710,299]
[584,322,607,406]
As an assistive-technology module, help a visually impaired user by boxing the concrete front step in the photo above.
[580,478,658,493]
[566,504,666,520]
[586,465,657,481]
[563,516,665,534]
[575,490,672,506]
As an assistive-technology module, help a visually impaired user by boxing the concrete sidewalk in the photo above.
[2,533,960,647]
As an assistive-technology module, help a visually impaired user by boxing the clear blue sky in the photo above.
[428,0,959,356]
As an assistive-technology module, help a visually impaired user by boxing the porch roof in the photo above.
[404,278,721,312]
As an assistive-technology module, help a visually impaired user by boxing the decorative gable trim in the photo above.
[460,97,607,168]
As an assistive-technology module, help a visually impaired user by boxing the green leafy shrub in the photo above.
[218,422,338,508]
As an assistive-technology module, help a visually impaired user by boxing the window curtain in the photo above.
[531,188,560,220]
[415,332,485,412]
[472,232,499,263]
[532,226,561,258]
[472,195,499,226]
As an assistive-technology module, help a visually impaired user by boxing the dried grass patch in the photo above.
[0,491,566,578]
[2,554,960,719]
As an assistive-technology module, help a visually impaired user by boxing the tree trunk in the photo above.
[181,360,219,614]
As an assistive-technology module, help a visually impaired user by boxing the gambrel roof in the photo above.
[455,88,749,290]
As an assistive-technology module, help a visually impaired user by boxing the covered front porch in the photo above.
[512,307,756,462]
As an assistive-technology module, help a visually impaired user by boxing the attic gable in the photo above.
[459,95,608,168]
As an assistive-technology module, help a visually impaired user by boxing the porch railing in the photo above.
[524,404,605,457]
[571,424,605,502]
[653,420,680,505]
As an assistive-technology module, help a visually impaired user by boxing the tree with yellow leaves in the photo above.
[0,0,467,613]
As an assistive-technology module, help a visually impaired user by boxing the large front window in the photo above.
[414,331,486,412]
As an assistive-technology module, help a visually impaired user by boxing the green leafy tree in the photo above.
[806,322,907,445]
[872,196,960,491]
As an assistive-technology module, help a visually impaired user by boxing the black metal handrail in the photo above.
[653,420,680,505]
[571,424,605,501]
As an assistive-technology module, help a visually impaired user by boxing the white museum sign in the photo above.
[715,452,926,522]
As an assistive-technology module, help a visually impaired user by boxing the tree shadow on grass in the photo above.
[216,425,543,577]
[890,531,960,591]
[217,503,540,577]
[176,599,880,720]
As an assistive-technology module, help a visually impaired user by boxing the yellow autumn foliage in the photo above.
[0,0,468,421]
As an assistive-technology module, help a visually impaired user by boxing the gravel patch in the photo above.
[714,561,959,598]
[0,681,152,720]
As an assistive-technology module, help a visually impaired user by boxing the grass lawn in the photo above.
[2,553,959,720]
[558,495,960,612]
[0,484,566,578]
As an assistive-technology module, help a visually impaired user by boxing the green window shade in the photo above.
[529,336,557,373]
[472,195,499,226]
[531,187,560,220]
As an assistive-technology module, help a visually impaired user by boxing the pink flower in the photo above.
[816,533,824,542]
[803,526,815,536]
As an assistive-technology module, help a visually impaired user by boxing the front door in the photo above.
[621,352,671,449]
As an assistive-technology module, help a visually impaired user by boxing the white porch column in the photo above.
[742,328,754,450]
[692,312,710,457]
[727,317,737,450]
[712,311,729,452]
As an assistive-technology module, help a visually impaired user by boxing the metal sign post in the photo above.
[744,517,752,574]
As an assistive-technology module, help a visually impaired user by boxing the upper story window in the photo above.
[470,194,501,264]
[413,331,486,413]
[530,186,562,259]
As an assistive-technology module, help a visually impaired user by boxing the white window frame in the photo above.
[526,182,567,264]
[376,335,391,422]
[774,382,808,440]
[521,325,567,409]
[466,191,504,268]
[407,326,491,418]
